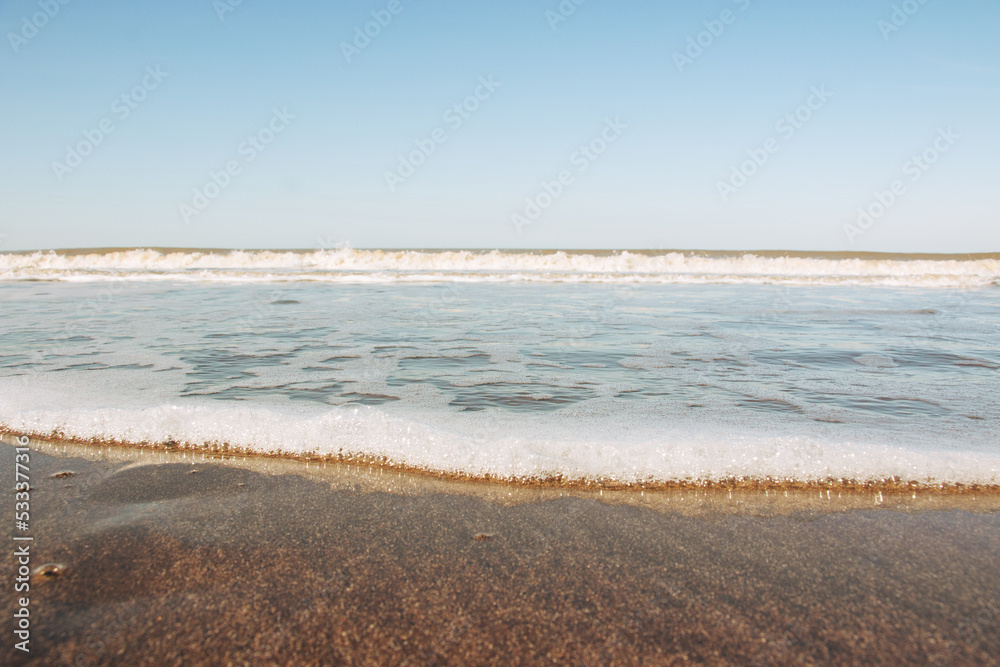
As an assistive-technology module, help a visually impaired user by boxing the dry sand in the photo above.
[3,440,999,666]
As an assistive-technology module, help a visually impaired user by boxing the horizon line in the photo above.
[3,247,999,261]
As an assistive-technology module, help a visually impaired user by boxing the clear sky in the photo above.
[1,0,998,252]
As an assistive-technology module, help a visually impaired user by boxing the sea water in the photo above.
[1,249,998,485]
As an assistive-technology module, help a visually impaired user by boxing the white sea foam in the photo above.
[2,248,998,287]
[1,379,997,486]
[4,401,998,485]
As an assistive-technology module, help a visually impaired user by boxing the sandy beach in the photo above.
[6,0,1000,663]
[4,439,999,666]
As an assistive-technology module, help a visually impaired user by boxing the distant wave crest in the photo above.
[2,248,998,287]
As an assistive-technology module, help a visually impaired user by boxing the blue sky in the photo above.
[1,0,998,252]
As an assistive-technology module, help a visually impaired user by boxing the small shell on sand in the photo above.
[34,563,68,580]
[473,533,495,541]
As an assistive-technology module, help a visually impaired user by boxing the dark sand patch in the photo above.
[3,442,999,666]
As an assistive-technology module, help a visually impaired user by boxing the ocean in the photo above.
[2,248,998,486]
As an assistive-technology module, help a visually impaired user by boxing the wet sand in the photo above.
[4,440,999,666]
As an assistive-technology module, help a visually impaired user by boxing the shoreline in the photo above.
[14,435,1000,515]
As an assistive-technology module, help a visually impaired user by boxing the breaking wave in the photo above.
[2,248,998,287]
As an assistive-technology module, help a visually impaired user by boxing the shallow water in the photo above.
[1,252,999,484]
